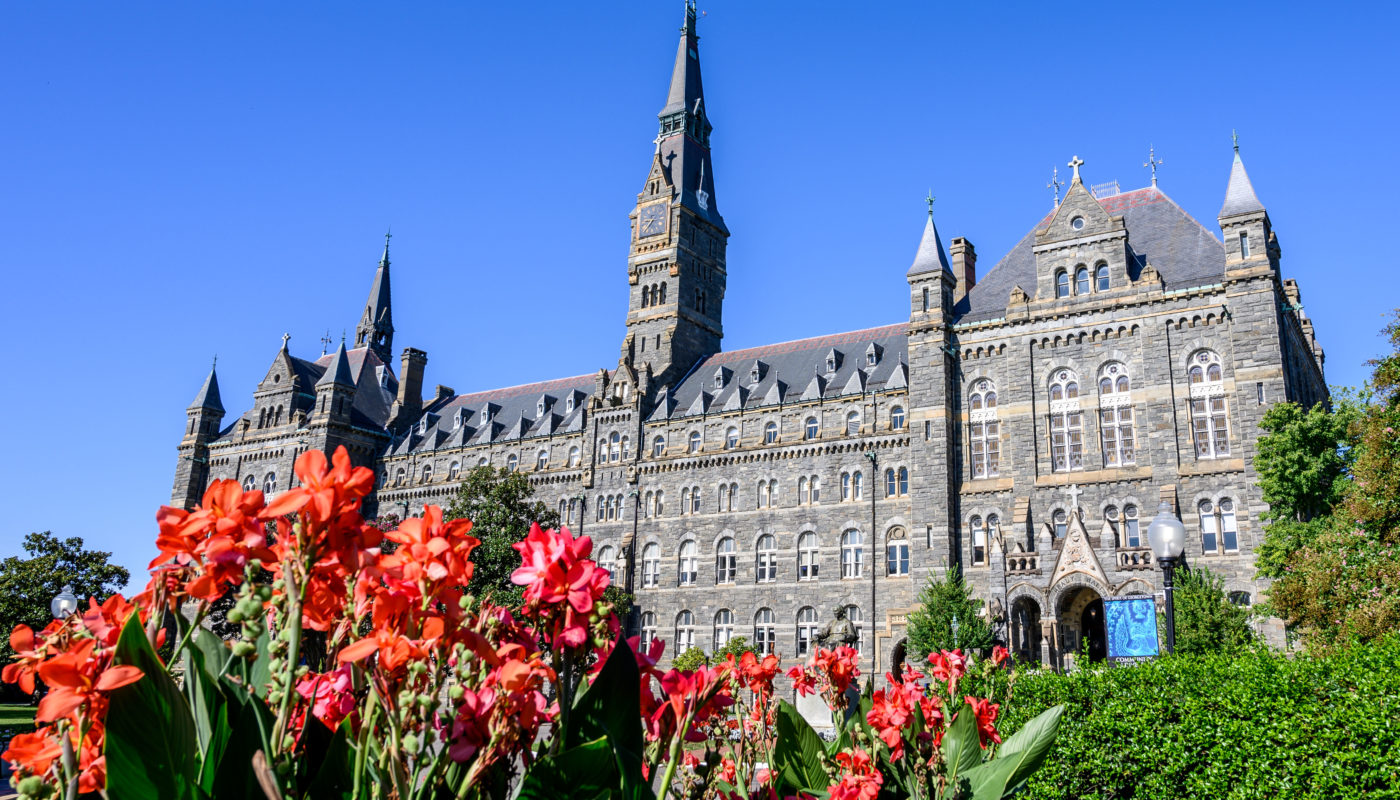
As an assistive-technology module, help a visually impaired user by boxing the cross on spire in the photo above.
[1063,483,1084,515]
[1067,155,1085,184]
[1232,129,1240,153]
[1047,166,1063,208]
[1144,145,1163,186]
[281,332,290,351]
[211,354,217,370]
[925,189,935,216]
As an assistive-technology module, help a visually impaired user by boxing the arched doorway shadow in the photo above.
[1058,586,1106,664]
[1010,597,1042,664]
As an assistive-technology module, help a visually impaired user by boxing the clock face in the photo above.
[638,204,667,238]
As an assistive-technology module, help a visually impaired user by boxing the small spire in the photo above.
[1232,129,1240,154]
[1220,141,1265,218]
[189,362,224,413]
[925,189,935,217]
[318,339,356,389]
[907,196,951,277]
[1144,145,1163,186]
[381,228,392,265]
[1047,166,1063,208]
[1068,155,1085,184]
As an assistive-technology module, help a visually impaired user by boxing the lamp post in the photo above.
[951,614,960,650]
[1147,500,1187,654]
[51,585,78,620]
[865,450,878,674]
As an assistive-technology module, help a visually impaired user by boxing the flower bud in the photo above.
[449,685,465,701]
[17,776,54,800]
[403,734,419,751]
[227,608,246,624]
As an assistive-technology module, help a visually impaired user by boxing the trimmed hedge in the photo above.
[995,637,1400,799]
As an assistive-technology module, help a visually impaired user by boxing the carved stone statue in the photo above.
[815,605,859,648]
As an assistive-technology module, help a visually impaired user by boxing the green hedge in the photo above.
[995,637,1400,799]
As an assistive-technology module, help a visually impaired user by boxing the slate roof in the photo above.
[907,212,952,276]
[1219,153,1265,218]
[659,324,909,421]
[188,366,223,412]
[957,186,1227,323]
[317,343,356,388]
[393,373,598,454]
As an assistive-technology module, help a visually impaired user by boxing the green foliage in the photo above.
[1170,566,1256,655]
[998,636,1400,799]
[906,565,995,658]
[670,646,707,672]
[668,636,755,672]
[0,532,130,668]
[443,466,560,607]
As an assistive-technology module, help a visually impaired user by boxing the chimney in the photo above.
[950,238,977,305]
[395,348,428,416]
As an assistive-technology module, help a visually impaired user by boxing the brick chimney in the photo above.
[950,238,977,306]
[395,348,428,417]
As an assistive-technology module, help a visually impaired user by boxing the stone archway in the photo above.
[1009,597,1043,664]
[1057,585,1106,667]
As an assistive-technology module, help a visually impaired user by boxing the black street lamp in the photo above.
[1147,501,1187,654]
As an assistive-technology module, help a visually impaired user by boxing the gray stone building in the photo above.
[172,2,1326,672]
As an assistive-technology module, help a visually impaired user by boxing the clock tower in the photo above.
[622,0,729,393]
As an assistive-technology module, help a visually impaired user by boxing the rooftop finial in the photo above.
[211,354,218,370]
[1068,155,1085,184]
[925,189,935,217]
[1144,144,1163,186]
[281,332,290,351]
[1232,129,1240,154]
[1047,166,1063,208]
[320,330,332,355]
[341,330,347,346]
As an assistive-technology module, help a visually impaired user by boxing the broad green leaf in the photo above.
[305,720,355,800]
[960,757,1020,800]
[245,625,272,698]
[774,700,830,792]
[941,701,982,786]
[512,737,617,800]
[566,638,652,798]
[209,676,276,800]
[105,613,202,800]
[985,704,1063,795]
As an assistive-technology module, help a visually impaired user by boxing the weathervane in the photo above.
[925,189,935,216]
[1144,145,1163,186]
[320,330,332,355]
[1232,129,1240,154]
[1047,167,1063,208]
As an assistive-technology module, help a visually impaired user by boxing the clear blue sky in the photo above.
[6,1,1397,590]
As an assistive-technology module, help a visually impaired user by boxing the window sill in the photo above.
[1035,466,1154,487]
[965,477,1014,493]
[1179,458,1246,476]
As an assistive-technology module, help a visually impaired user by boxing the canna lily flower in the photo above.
[35,640,143,724]
[337,629,427,675]
[261,447,375,524]
[829,748,882,800]
[2,624,46,695]
[1,727,63,777]
[963,696,1002,748]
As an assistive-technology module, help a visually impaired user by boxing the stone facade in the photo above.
[171,4,1326,674]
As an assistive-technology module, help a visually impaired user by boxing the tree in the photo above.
[1169,566,1256,655]
[444,466,559,607]
[0,532,130,666]
[905,566,994,659]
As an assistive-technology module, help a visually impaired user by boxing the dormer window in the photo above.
[566,395,575,413]
[481,407,492,425]
[537,399,546,416]
[714,368,725,389]
[826,356,836,372]
[867,352,877,366]
[750,367,760,383]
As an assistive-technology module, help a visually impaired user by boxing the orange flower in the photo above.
[2,727,62,777]
[382,505,479,590]
[337,629,426,675]
[261,447,375,524]
[2,624,46,694]
[153,479,272,602]
[35,640,144,724]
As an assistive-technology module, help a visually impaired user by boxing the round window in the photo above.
[1071,216,1085,230]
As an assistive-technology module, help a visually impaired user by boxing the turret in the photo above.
[314,341,357,424]
[355,232,395,364]
[1218,137,1279,275]
[172,362,225,507]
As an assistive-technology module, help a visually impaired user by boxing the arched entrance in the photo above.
[1057,586,1106,665]
[1009,597,1042,664]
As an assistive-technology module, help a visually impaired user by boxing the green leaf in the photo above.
[105,612,202,800]
[512,737,617,800]
[208,680,276,800]
[245,625,272,699]
[985,703,1063,795]
[305,720,355,800]
[566,638,652,798]
[941,701,983,786]
[773,700,830,793]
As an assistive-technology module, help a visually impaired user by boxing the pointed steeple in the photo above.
[318,341,356,389]
[188,362,224,413]
[1219,147,1264,219]
[654,0,723,228]
[354,231,394,363]
[907,204,951,277]
[662,1,704,117]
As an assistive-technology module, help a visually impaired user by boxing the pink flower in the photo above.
[296,665,356,730]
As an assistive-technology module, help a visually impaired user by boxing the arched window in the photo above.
[717,483,729,513]
[1075,266,1090,295]
[798,476,809,504]
[596,545,615,576]
[886,528,909,576]
[810,475,821,503]
[477,457,488,467]
[678,541,698,585]
[898,467,908,495]
[609,432,621,462]
[890,406,906,429]
[725,427,739,449]
[885,468,896,497]
[680,487,692,515]
[846,410,861,435]
[805,417,819,440]
[243,475,257,492]
[658,282,667,304]
[796,606,819,655]
[841,529,864,578]
[566,497,578,525]
[448,461,461,481]
[765,421,779,444]
[652,435,666,457]
[642,491,653,519]
[394,467,406,487]
[263,472,277,495]
[642,543,660,587]
[506,454,518,473]
[1055,269,1070,298]
[798,532,819,580]
[567,446,580,467]
[687,430,702,454]
[1220,498,1238,551]
[640,611,657,651]
[852,471,863,501]
[968,378,1001,478]
[536,450,549,471]
[1105,505,1120,543]
[420,464,433,484]
[987,513,1000,550]
[1049,369,1084,472]
[1199,500,1219,553]
[641,285,650,308]
[621,437,630,460]
[1188,350,1230,458]
[756,534,777,582]
[1095,263,1110,291]
[688,485,700,514]
[845,604,864,654]
[258,408,266,428]
[714,610,733,649]
[715,537,736,583]
[675,610,695,654]
[1099,362,1136,467]
[971,516,986,565]
[605,495,616,521]
[1053,508,1068,538]
[754,608,776,654]
[840,472,851,501]
[1123,504,1140,547]
[654,490,664,517]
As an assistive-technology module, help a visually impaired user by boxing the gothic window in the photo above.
[652,435,666,457]
[725,427,739,449]
[567,446,580,467]
[448,461,460,481]
[605,495,616,521]
[678,541,697,586]
[1049,370,1084,472]
[640,611,657,651]
[1098,362,1136,467]
[713,609,733,649]
[1053,508,1068,538]
[596,545,615,577]
[798,476,809,505]
[765,421,779,444]
[841,472,851,501]
[1220,498,1239,551]
[987,513,1000,550]
[805,416,819,440]
[659,283,667,304]
[690,485,701,514]
[536,450,549,471]
[263,472,277,495]
[621,437,630,459]
[505,454,517,473]
[796,606,818,656]
[642,544,660,588]
[420,464,433,484]
[567,497,578,525]
[641,286,650,307]
[841,529,864,578]
[846,605,864,654]
[1199,500,1219,553]
[609,432,621,462]
[756,534,777,582]
[643,491,654,519]
[754,608,776,654]
[718,483,729,513]
[810,475,821,503]
[886,528,909,576]
[675,610,695,654]
[798,532,819,580]
[715,537,736,584]
[688,430,702,454]
[853,471,863,501]
[1075,266,1090,295]
[884,467,909,497]
[1095,263,1110,291]
[891,406,906,429]
[654,490,664,517]
[714,367,725,389]
[680,487,691,515]
[1188,350,1230,458]
[1055,269,1070,298]
[394,468,406,487]
[846,410,861,435]
[969,379,1000,478]
[971,516,986,565]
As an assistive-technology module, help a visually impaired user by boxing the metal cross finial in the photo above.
[384,227,392,244]
[1144,145,1163,186]
[1064,483,1084,514]
[925,189,935,216]
[341,330,347,346]
[281,332,291,350]
[1047,166,1063,208]
[211,354,218,370]
[1068,155,1085,184]
[320,330,332,355]
[1232,129,1240,154]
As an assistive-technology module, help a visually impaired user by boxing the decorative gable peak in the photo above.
[712,365,731,389]
[1049,509,1108,589]
[1037,175,1120,244]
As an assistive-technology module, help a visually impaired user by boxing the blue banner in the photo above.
[1104,597,1160,661]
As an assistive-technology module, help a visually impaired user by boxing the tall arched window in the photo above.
[1049,369,1084,472]
[725,427,739,449]
[845,410,861,435]
[845,605,864,654]
[394,467,406,487]
[971,516,986,565]
[852,471,863,501]
[621,437,630,459]
[798,476,810,504]
[688,430,702,454]
[890,406,906,429]
[796,607,818,656]
[798,532,819,580]
[652,435,666,457]
[506,454,518,473]
[448,461,461,481]
[804,417,819,440]
[841,529,864,578]
[714,610,733,650]
[884,467,909,497]
[715,537,736,584]
[1095,263,1110,291]
[566,497,578,525]
[969,379,1000,478]
[718,483,730,513]
[675,611,695,654]
[754,608,776,654]
[841,472,851,501]
[1199,500,1219,553]
[886,528,909,576]
[1098,362,1136,467]
[609,432,621,462]
[1055,269,1070,298]
[536,450,549,471]
[1188,350,1230,458]
[680,487,691,515]
[642,543,660,587]
[690,486,701,515]
[567,446,580,467]
[756,534,777,582]
[1220,498,1238,551]
[1075,266,1090,295]
[810,476,821,503]
[987,514,1000,551]
[654,490,664,517]
[420,464,433,484]
[1122,504,1140,547]
[640,611,657,651]
[263,472,278,495]
[765,421,779,444]
[678,541,697,585]
[658,282,667,304]
[596,545,615,577]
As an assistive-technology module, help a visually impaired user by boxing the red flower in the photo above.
[35,640,143,724]
[153,479,272,602]
[337,629,427,675]
[829,748,882,800]
[2,727,62,778]
[296,665,356,731]
[509,524,610,650]
[2,624,47,694]
[786,664,817,697]
[991,645,1010,667]
[963,696,1002,748]
[383,505,478,588]
[261,447,375,525]
[733,651,780,696]
[928,649,967,694]
[866,688,912,760]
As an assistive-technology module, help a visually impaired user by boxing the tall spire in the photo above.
[354,231,395,364]
[907,198,951,277]
[654,0,723,229]
[188,362,224,413]
[1219,144,1264,218]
